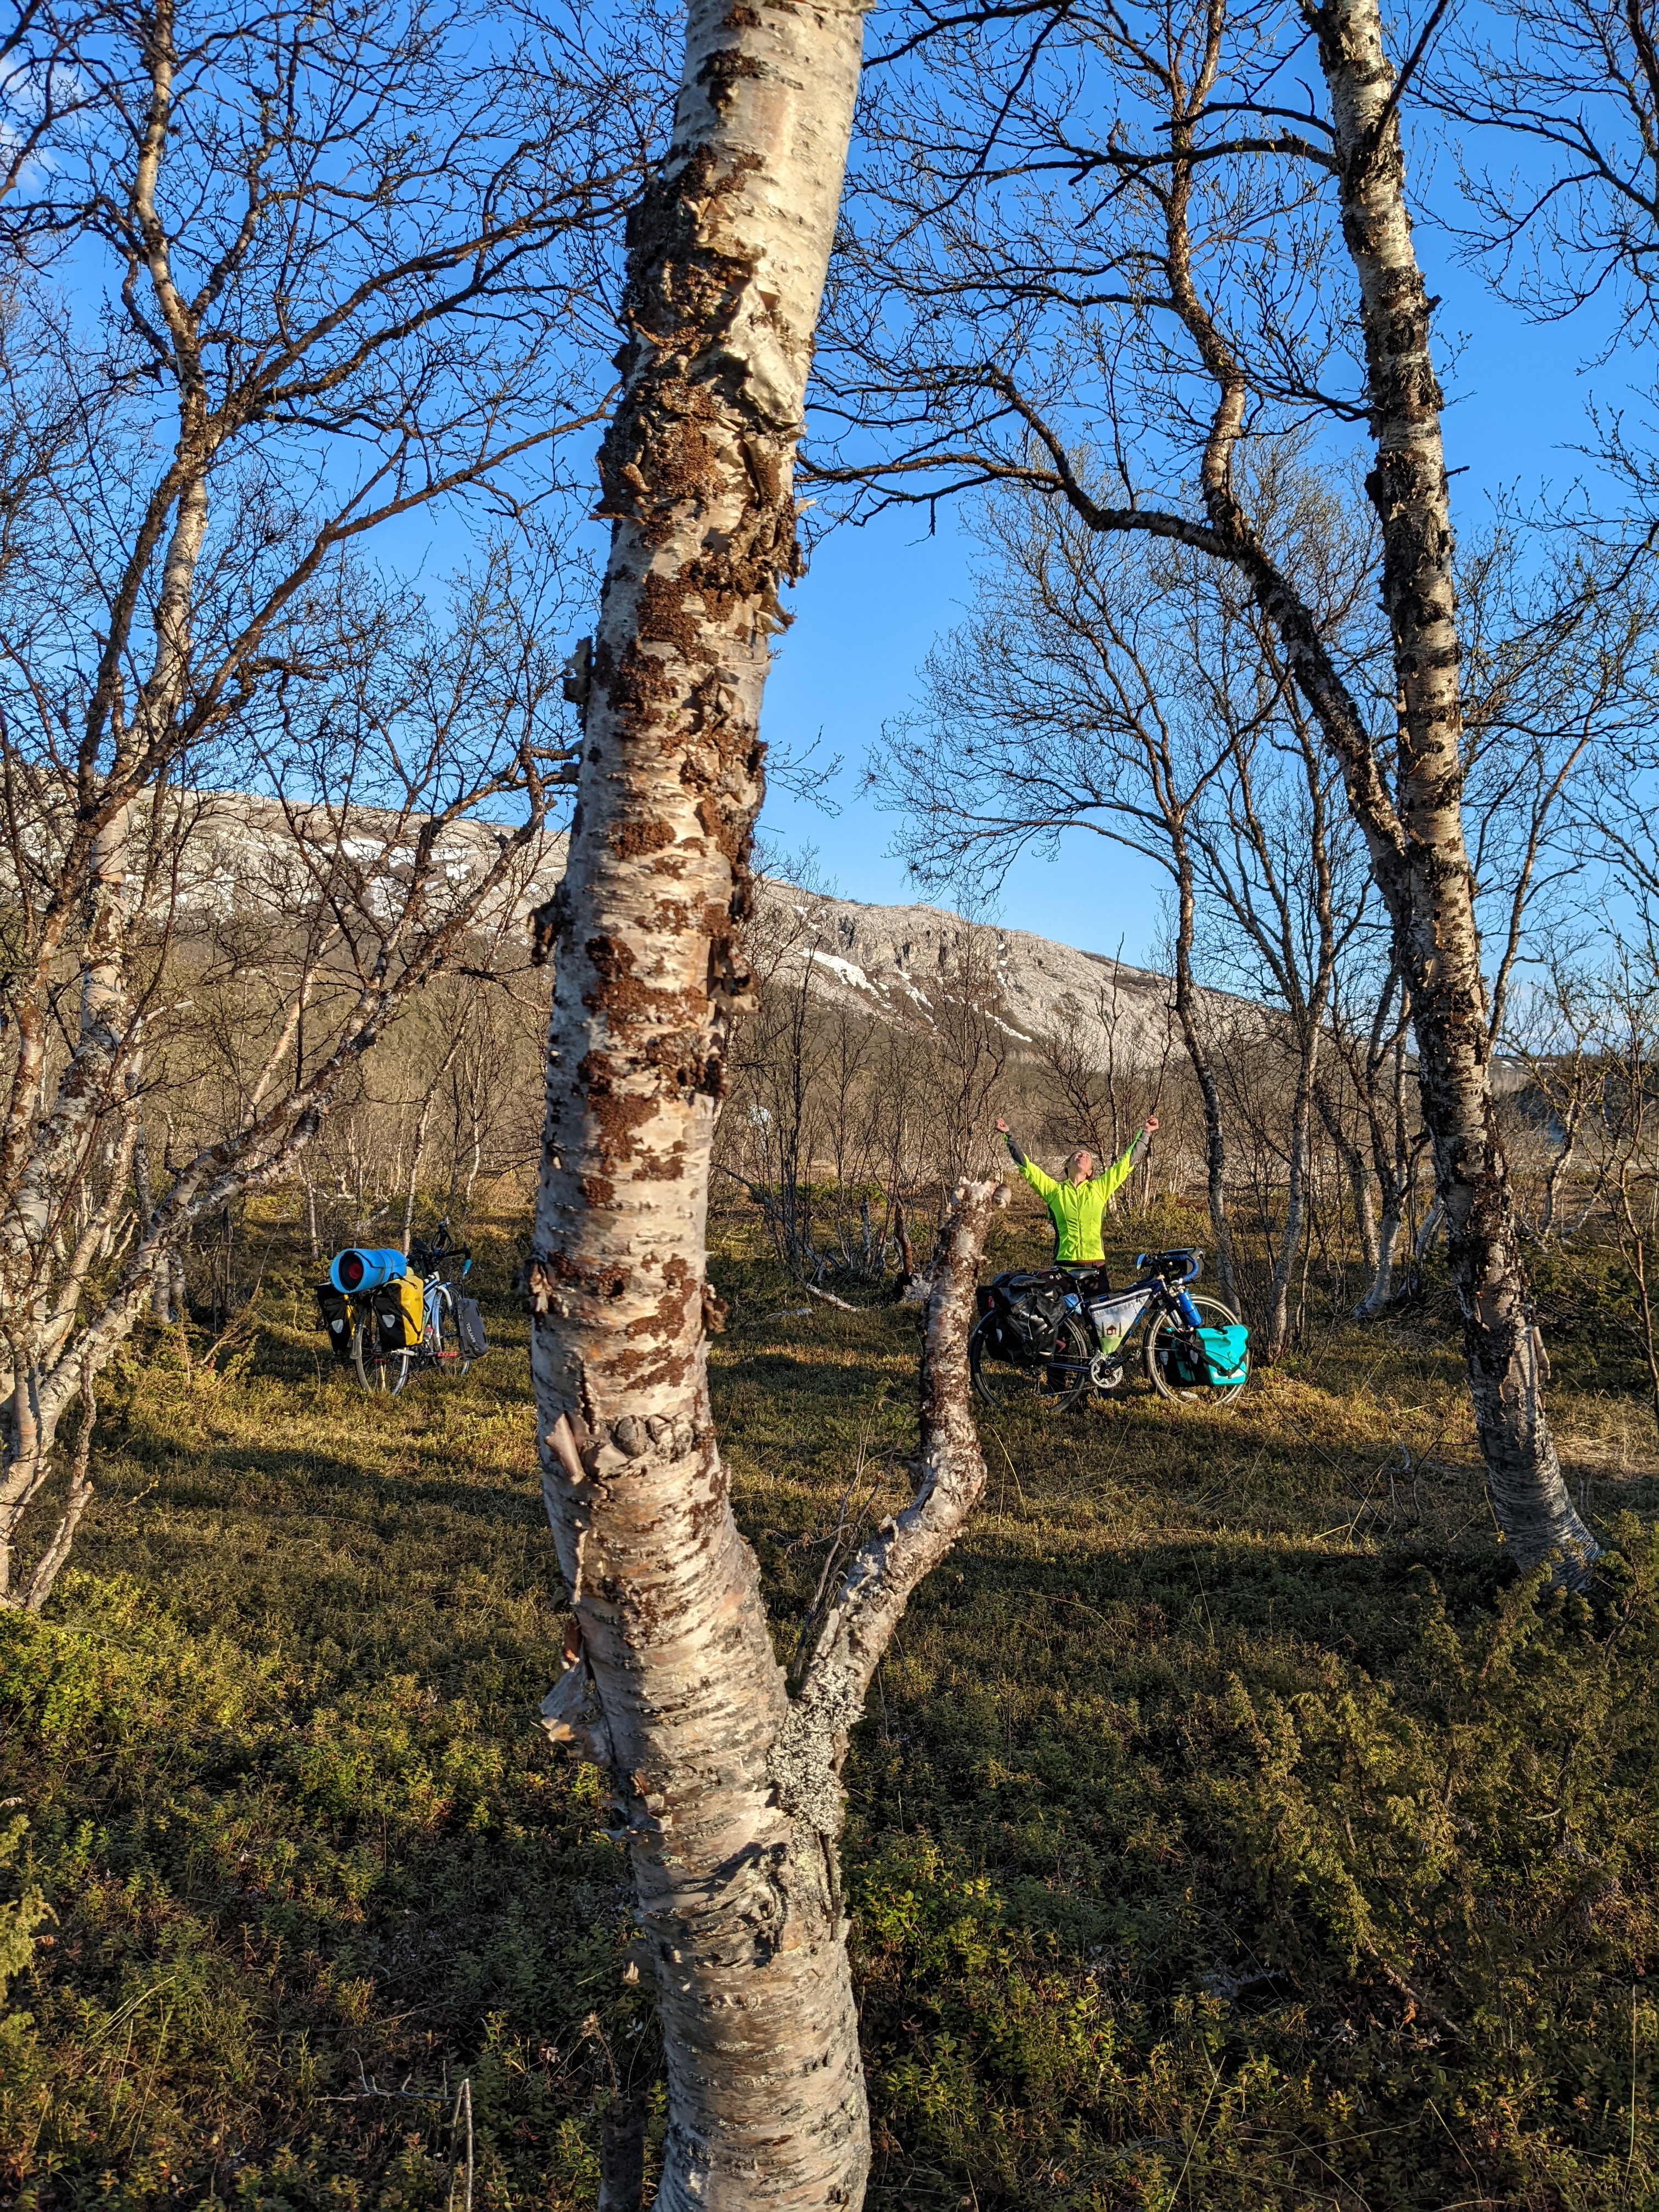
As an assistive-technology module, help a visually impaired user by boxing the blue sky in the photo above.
[756,157,1610,963]
[30,7,1619,969]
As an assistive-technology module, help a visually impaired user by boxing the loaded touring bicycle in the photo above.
[313,1224,488,1395]
[969,1248,1249,1410]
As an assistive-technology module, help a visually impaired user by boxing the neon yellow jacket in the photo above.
[1006,1131,1147,1263]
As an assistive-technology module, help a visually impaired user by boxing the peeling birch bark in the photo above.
[531,1180,999,2204]
[525,15,1013,2180]
[524,0,898,2197]
[1305,0,1596,1573]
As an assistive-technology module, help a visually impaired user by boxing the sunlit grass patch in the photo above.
[2,1206,1657,2205]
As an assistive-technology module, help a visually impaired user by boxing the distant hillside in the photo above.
[168,792,566,931]
[753,881,1178,1060]
[180,795,1184,1058]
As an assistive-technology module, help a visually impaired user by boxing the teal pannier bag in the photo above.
[1196,1324,1249,1388]
[1166,1335,1205,1387]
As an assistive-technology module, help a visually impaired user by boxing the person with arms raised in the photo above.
[995,1115,1157,1280]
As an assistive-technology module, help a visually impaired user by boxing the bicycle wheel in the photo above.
[352,1318,413,1396]
[1144,1294,1248,1406]
[969,1312,1093,1412]
[424,1284,471,1377]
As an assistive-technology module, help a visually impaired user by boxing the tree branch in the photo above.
[771,1173,1007,1831]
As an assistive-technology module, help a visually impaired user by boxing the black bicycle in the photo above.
[352,1222,479,1396]
[968,1248,1247,1411]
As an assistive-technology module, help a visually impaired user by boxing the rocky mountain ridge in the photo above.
[754,881,1178,1059]
[181,794,1182,1057]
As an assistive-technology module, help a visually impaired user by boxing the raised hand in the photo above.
[995,1118,1010,1133]
[1146,1114,1160,1134]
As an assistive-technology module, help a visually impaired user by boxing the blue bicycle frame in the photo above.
[1059,1248,1204,1358]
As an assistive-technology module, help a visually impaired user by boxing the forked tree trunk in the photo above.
[1356,1203,1402,1318]
[531,1172,1002,2203]
[1309,0,1596,1571]
[520,1,1006,2199]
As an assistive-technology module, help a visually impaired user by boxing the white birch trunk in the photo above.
[523,0,920,2199]
[1310,0,1596,1572]
[1356,1205,1402,1318]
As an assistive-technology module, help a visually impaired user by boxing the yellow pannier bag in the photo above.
[396,1271,425,1348]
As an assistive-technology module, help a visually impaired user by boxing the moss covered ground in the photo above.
[2,1206,1658,2208]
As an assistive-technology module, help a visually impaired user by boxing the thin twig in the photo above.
[445,2078,473,2212]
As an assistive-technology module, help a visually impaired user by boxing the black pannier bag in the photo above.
[987,1269,1071,1361]
[454,1297,487,1358]
[370,1283,415,1354]
[314,1284,354,1362]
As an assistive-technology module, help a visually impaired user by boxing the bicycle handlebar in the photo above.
[1134,1248,1203,1287]
[410,1221,471,1278]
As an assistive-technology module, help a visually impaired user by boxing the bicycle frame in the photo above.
[1015,1250,1206,1375]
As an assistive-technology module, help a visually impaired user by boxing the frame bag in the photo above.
[1086,1290,1144,1356]
[454,1297,487,1359]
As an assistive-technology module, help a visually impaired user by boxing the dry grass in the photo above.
[0,1203,1656,2208]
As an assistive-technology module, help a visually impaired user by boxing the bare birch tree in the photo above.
[817,0,1639,1568]
[523,0,1008,2198]
[0,0,653,1602]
